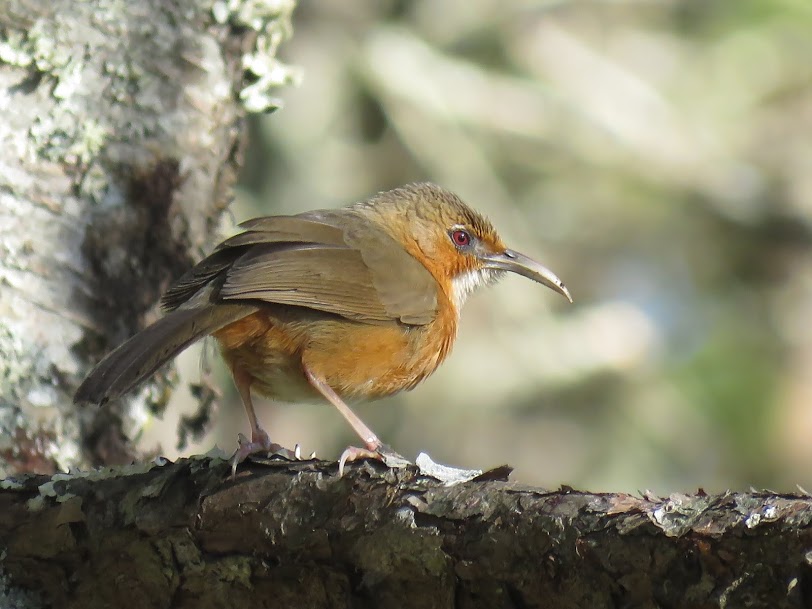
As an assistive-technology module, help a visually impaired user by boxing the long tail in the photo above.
[74,303,257,405]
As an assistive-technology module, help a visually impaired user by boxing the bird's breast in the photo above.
[213,305,458,403]
[301,313,457,399]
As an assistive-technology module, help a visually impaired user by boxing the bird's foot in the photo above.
[230,428,300,478]
[338,443,411,477]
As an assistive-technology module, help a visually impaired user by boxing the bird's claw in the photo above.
[337,443,410,477]
[292,444,317,460]
[230,428,303,478]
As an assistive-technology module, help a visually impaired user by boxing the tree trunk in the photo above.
[0,0,297,476]
[1,458,811,609]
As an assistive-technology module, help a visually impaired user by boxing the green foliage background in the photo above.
[159,1,812,492]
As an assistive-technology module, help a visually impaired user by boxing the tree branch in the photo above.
[2,458,811,608]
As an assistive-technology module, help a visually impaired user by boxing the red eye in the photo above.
[451,229,471,247]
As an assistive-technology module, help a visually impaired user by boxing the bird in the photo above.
[74,183,572,475]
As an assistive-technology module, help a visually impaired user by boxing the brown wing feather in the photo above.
[219,245,397,322]
[162,212,439,325]
[161,248,238,311]
[341,220,438,325]
[215,216,348,251]
[163,215,349,312]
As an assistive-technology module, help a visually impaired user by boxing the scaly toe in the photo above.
[230,433,297,478]
[337,444,410,477]
[267,443,297,460]
[338,446,381,477]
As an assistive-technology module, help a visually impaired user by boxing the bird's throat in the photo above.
[450,268,502,312]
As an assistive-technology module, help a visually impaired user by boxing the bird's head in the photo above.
[361,183,572,310]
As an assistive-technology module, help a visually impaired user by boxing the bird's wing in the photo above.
[163,213,438,325]
[160,216,349,311]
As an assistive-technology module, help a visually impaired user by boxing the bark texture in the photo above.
[0,0,297,476]
[1,458,812,609]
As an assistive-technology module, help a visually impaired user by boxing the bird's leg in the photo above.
[302,365,409,476]
[230,364,296,476]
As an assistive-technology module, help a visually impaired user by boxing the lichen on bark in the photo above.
[0,0,298,476]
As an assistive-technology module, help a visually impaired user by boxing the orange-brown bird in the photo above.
[75,183,572,475]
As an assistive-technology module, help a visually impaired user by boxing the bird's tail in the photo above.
[74,303,257,405]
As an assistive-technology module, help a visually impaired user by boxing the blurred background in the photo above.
[144,0,812,493]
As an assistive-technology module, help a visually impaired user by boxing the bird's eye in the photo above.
[450,229,472,248]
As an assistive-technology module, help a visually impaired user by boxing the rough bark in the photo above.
[1,458,811,609]
[0,0,297,476]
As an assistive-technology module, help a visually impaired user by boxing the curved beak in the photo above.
[481,249,572,303]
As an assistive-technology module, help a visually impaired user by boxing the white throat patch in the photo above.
[450,268,502,311]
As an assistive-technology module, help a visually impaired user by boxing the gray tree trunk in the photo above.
[2,459,811,609]
[0,0,297,477]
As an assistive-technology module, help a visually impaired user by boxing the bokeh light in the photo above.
[143,0,812,493]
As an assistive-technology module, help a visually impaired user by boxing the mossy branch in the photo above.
[1,458,811,608]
